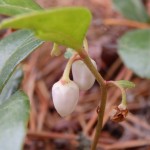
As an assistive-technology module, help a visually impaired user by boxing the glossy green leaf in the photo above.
[0,0,42,16]
[0,68,23,105]
[112,0,149,22]
[116,80,135,89]
[0,90,30,150]
[0,29,43,92]
[118,29,150,78]
[0,7,92,49]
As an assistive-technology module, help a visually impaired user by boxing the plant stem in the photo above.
[79,50,105,86]
[91,86,107,150]
[107,81,127,106]
[61,55,76,82]
[78,49,107,150]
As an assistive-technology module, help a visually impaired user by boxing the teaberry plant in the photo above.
[0,0,135,150]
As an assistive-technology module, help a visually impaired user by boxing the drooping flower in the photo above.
[72,59,97,90]
[52,80,79,117]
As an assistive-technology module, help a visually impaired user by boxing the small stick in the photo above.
[103,18,150,29]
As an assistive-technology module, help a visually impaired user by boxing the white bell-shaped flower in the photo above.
[52,80,79,117]
[72,59,97,90]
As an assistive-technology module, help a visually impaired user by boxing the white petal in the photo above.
[72,59,97,90]
[52,81,79,117]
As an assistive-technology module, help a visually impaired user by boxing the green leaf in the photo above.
[116,80,135,89]
[0,90,30,150]
[118,29,150,78]
[112,0,149,22]
[0,29,43,92]
[0,0,42,16]
[0,68,23,105]
[0,7,92,49]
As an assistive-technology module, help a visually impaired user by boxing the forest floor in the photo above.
[2,0,150,150]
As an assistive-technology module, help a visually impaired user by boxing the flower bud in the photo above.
[110,104,128,122]
[72,59,97,90]
[52,80,79,117]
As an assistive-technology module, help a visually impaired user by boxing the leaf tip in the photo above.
[116,80,135,89]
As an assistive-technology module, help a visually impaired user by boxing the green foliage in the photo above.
[118,29,150,78]
[113,0,149,22]
[0,29,43,92]
[0,7,92,49]
[0,91,30,150]
[0,0,42,149]
[0,0,42,16]
[116,80,135,89]
[0,68,23,105]
[112,0,150,78]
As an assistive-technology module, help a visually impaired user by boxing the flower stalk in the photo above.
[78,49,107,150]
[91,86,107,150]
[107,81,127,106]
[61,54,77,83]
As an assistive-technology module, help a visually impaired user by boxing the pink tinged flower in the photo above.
[52,80,79,117]
[72,59,97,90]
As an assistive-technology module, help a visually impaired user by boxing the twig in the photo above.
[102,139,150,149]
[28,131,77,140]
[103,18,150,29]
